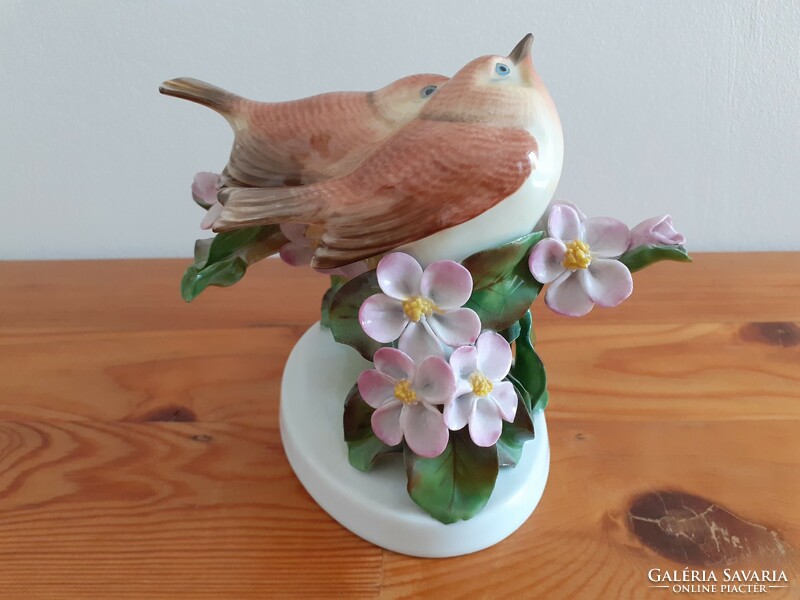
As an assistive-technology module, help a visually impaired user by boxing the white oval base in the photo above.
[280,323,550,558]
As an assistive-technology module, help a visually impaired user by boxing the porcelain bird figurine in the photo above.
[160,73,448,187]
[213,34,563,269]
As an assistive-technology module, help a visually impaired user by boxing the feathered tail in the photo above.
[213,182,399,269]
[159,77,240,119]
[213,184,330,231]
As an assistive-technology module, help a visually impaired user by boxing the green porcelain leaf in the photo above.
[320,275,347,328]
[499,320,522,343]
[343,384,400,471]
[618,244,692,273]
[507,372,531,413]
[328,270,387,360]
[462,231,545,331]
[404,429,499,524]
[181,260,247,303]
[181,225,285,302]
[533,390,549,414]
[496,387,536,467]
[509,311,548,415]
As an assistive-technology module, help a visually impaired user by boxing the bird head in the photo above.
[371,73,450,126]
[420,34,553,128]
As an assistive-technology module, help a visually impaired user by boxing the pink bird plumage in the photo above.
[214,35,557,270]
[160,73,448,187]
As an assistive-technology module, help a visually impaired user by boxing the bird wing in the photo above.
[225,93,380,187]
[313,120,537,268]
[223,131,314,187]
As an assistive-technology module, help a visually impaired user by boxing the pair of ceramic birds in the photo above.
[160,34,563,269]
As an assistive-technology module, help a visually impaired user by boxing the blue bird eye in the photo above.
[420,85,437,98]
[495,63,511,76]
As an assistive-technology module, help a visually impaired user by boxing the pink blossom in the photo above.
[359,253,481,361]
[279,224,316,267]
[357,347,455,458]
[629,215,686,249]
[191,172,223,230]
[529,203,633,317]
[534,199,586,232]
[444,332,517,447]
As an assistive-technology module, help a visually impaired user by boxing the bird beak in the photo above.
[508,33,534,65]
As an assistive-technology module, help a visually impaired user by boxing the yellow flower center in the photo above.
[469,372,494,398]
[402,296,435,323]
[563,239,591,270]
[393,379,417,405]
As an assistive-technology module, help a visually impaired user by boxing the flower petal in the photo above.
[357,369,396,409]
[449,345,478,396]
[359,294,408,343]
[629,215,686,248]
[397,321,443,362]
[279,240,315,266]
[475,331,513,381]
[401,403,449,458]
[579,259,633,308]
[191,172,220,207]
[376,253,422,300]
[468,397,503,447]
[200,202,224,230]
[279,223,307,244]
[443,393,475,431]
[371,401,404,446]
[420,261,474,309]
[529,238,568,283]
[490,381,518,422]
[372,347,415,381]
[414,356,456,405]
[449,345,479,379]
[427,308,481,348]
[559,200,587,220]
[582,217,630,258]
[535,199,586,231]
[545,271,595,317]
[548,203,582,241]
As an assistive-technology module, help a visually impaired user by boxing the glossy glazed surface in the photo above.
[160,73,448,187]
[280,323,550,557]
[214,35,564,269]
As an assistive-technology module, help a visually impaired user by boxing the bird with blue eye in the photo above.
[160,72,449,188]
[420,85,438,98]
[212,33,565,270]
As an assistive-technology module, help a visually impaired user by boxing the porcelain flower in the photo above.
[357,347,455,457]
[279,223,367,278]
[444,332,517,447]
[529,203,633,317]
[279,224,315,267]
[359,253,481,361]
[629,215,686,249]
[191,172,223,230]
[534,199,586,232]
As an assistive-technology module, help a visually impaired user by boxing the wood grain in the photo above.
[0,253,798,599]
[0,421,381,599]
[381,418,799,600]
[2,253,798,335]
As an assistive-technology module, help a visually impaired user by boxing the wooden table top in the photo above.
[0,253,798,599]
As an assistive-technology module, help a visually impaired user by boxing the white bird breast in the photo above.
[398,112,565,267]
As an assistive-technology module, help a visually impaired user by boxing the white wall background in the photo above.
[1,0,798,259]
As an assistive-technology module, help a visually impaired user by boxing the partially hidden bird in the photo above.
[159,73,449,188]
[212,34,564,269]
